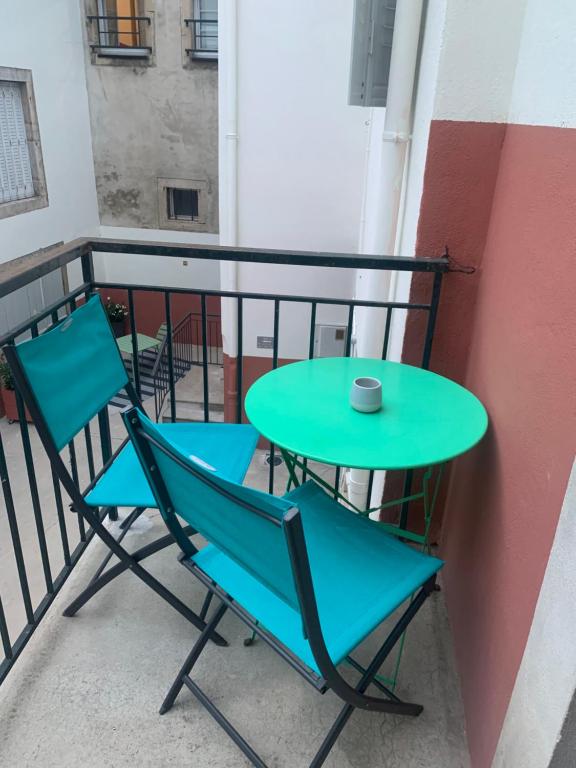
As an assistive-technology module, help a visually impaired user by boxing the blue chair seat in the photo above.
[192,481,442,675]
[85,422,259,509]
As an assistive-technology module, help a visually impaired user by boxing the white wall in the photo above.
[388,0,447,362]
[508,0,576,128]
[96,225,220,290]
[493,460,576,768]
[433,0,527,122]
[220,0,370,359]
[0,0,99,264]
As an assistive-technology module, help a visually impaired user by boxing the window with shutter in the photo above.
[349,0,397,108]
[0,82,35,204]
[0,68,47,220]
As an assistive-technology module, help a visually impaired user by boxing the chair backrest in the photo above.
[8,295,129,451]
[124,408,301,611]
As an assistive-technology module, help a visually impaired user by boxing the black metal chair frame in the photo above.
[3,343,227,646]
[126,407,437,768]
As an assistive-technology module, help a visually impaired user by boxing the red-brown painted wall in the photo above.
[100,288,221,342]
[409,121,576,767]
[223,353,297,448]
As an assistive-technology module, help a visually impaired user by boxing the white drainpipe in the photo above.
[219,0,239,356]
[349,0,424,512]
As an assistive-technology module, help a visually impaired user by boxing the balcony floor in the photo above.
[0,411,469,766]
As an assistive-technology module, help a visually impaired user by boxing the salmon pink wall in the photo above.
[410,121,576,767]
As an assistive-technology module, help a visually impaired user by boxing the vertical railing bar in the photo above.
[0,595,12,660]
[201,295,210,422]
[0,434,34,624]
[382,308,392,360]
[128,289,141,399]
[421,272,443,370]
[400,272,442,529]
[51,469,71,567]
[399,470,413,530]
[80,246,95,293]
[67,438,86,541]
[268,299,280,494]
[236,298,243,424]
[367,470,375,513]
[308,302,317,360]
[345,304,354,357]
[335,303,354,496]
[302,302,317,483]
[15,387,53,593]
[165,292,176,423]
[84,424,95,481]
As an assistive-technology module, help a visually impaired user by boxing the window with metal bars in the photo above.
[185,0,218,60]
[0,82,35,204]
[349,0,397,107]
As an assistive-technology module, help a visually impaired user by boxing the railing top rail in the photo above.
[89,238,449,273]
[0,239,90,300]
[0,237,449,301]
[87,15,152,22]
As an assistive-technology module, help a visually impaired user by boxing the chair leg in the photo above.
[88,507,146,585]
[199,590,214,621]
[183,676,270,768]
[160,599,228,715]
[62,518,228,646]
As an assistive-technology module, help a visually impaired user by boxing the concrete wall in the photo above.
[83,0,218,233]
[0,0,99,263]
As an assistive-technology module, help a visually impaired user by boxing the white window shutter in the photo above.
[349,0,397,108]
[0,82,35,204]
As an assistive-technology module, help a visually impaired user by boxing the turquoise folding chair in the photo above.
[3,296,258,644]
[124,407,444,768]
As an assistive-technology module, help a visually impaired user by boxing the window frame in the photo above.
[157,177,208,231]
[88,0,153,63]
[0,67,48,220]
[189,0,218,60]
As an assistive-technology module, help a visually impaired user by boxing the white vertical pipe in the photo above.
[349,0,424,512]
[218,0,239,356]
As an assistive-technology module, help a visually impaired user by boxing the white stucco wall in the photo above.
[433,0,527,122]
[220,0,369,359]
[507,0,576,128]
[96,225,220,289]
[493,460,576,768]
[388,0,447,362]
[0,0,99,264]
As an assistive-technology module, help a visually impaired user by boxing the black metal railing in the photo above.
[0,237,447,686]
[151,312,222,421]
[87,15,152,57]
[184,18,218,58]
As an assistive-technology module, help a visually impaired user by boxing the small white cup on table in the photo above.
[350,377,382,413]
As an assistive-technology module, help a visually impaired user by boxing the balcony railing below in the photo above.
[185,17,218,59]
[87,15,152,58]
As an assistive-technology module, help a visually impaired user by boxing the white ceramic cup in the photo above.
[350,376,382,413]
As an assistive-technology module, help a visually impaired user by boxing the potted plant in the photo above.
[104,296,128,337]
[0,356,31,423]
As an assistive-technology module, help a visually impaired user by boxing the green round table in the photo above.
[245,357,488,471]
